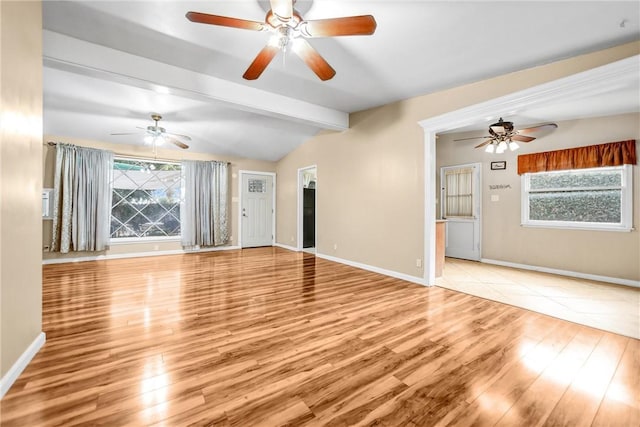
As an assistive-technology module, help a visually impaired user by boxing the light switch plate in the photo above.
[491,195,499,202]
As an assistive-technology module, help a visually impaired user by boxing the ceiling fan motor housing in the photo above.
[147,125,165,135]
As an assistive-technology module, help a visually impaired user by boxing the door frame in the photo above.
[440,162,482,260]
[418,56,636,286]
[238,170,276,248]
[297,165,317,251]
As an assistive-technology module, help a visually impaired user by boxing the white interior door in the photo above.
[241,173,274,248]
[441,163,481,260]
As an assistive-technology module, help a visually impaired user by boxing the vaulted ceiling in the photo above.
[43,1,640,161]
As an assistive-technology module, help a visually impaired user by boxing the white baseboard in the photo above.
[316,253,427,286]
[274,243,300,252]
[1,332,45,399]
[43,246,241,265]
[481,258,640,288]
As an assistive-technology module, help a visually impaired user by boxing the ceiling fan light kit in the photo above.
[455,117,558,154]
[186,0,377,81]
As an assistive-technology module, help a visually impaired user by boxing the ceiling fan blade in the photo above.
[453,136,492,142]
[270,0,293,20]
[292,39,336,81]
[518,123,558,133]
[475,140,493,148]
[243,45,280,80]
[512,135,536,143]
[111,132,141,136]
[165,136,189,150]
[302,15,377,37]
[165,132,192,142]
[186,12,265,31]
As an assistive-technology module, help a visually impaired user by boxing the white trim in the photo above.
[1,332,46,399]
[316,253,426,286]
[424,129,437,286]
[520,224,634,232]
[418,55,639,288]
[297,165,317,251]
[274,243,299,252]
[110,236,182,245]
[238,170,277,248]
[417,56,639,132]
[481,258,640,288]
[42,245,240,265]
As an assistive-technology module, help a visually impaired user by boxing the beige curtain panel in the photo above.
[51,143,114,253]
[517,139,637,175]
[181,160,230,248]
[444,167,474,217]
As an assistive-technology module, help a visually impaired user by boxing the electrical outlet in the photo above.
[416,258,422,268]
[291,236,294,242]
[153,244,159,250]
[333,243,338,251]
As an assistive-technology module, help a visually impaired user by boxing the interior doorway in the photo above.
[420,57,635,285]
[297,166,317,253]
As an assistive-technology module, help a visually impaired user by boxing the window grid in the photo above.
[110,158,182,240]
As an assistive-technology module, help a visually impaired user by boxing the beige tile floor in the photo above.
[436,257,640,339]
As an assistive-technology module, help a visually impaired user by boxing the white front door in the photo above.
[441,163,481,260]
[241,173,274,248]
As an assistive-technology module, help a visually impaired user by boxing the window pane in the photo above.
[444,168,473,217]
[530,169,621,190]
[529,190,621,223]
[111,159,182,238]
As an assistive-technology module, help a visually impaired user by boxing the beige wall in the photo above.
[1,1,43,376]
[42,136,276,261]
[437,113,640,281]
[276,40,639,280]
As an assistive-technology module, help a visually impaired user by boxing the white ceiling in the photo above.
[42,1,640,161]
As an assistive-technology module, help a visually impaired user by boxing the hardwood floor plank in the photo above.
[542,333,627,426]
[495,328,605,426]
[1,248,637,426]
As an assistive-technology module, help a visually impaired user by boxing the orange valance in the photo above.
[517,140,637,175]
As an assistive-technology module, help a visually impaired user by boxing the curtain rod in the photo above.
[45,142,231,165]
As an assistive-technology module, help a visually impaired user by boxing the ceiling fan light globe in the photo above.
[156,135,166,146]
[497,140,508,151]
[144,135,154,145]
[509,141,520,151]
[485,144,495,153]
[268,33,281,47]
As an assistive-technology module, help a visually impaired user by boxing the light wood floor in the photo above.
[1,247,638,426]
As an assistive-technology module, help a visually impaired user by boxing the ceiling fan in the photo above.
[454,118,558,153]
[111,114,190,150]
[186,0,377,81]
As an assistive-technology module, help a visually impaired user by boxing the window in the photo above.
[521,165,633,231]
[111,158,182,240]
[443,167,474,218]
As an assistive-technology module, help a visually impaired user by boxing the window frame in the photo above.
[521,164,633,232]
[110,156,183,242]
